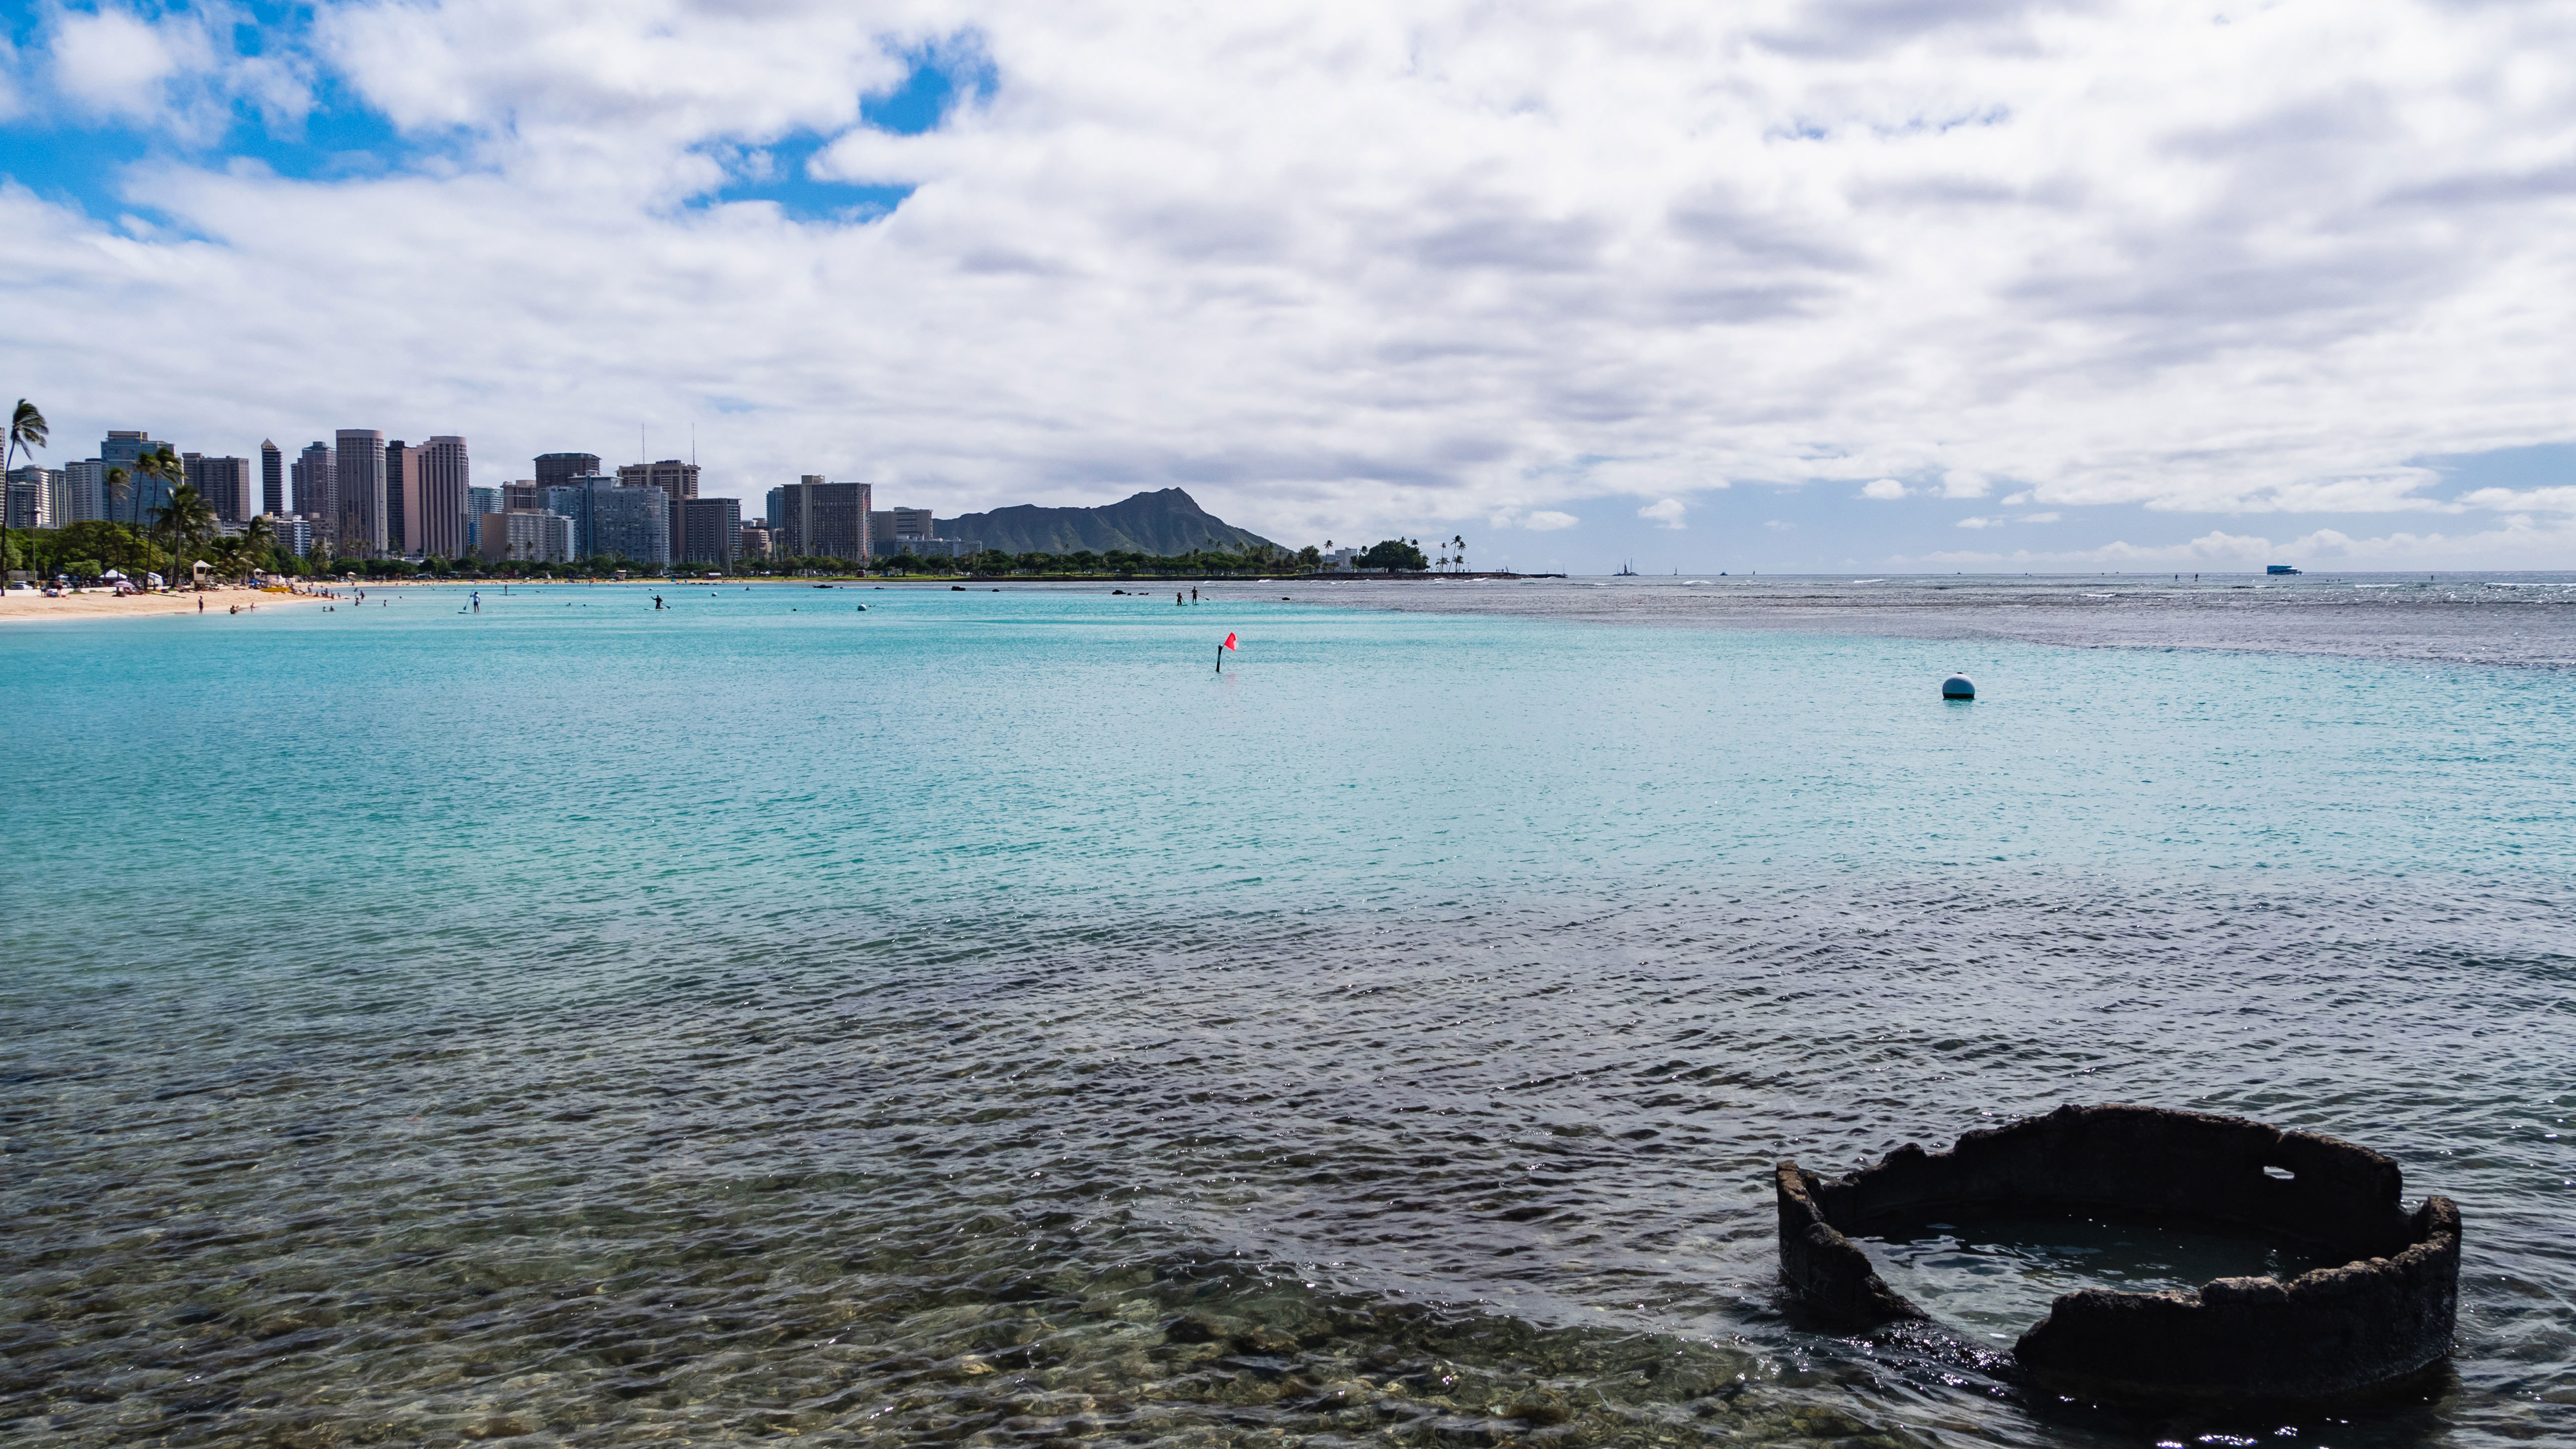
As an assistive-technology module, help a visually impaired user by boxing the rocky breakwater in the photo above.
[1776,1103,2460,1400]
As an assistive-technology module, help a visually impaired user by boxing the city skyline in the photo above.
[17,410,2576,577]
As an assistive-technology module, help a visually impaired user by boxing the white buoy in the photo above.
[1942,673,1976,700]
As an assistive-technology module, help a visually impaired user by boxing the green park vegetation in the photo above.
[2,530,1482,585]
[1358,538,1431,572]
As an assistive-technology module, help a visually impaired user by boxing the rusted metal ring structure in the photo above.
[1776,1103,2460,1400]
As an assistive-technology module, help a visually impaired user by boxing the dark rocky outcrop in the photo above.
[1775,1103,2459,1400]
[939,488,1278,557]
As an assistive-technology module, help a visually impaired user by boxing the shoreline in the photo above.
[0,587,332,624]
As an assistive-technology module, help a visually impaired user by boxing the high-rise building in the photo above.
[772,477,871,563]
[678,497,742,567]
[184,453,255,522]
[406,436,470,562]
[334,430,388,557]
[4,468,53,528]
[619,461,701,563]
[45,469,75,528]
[539,483,593,556]
[102,430,174,527]
[738,522,773,561]
[536,452,603,489]
[63,461,106,524]
[615,459,698,498]
[272,516,316,558]
[765,487,785,530]
[464,484,499,552]
[260,440,284,517]
[478,510,573,564]
[867,507,936,541]
[587,482,669,565]
[294,441,334,517]
[502,481,541,513]
[384,441,407,553]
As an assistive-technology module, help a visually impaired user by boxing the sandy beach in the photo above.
[0,587,329,623]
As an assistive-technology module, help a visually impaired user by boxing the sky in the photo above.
[3,0,2575,573]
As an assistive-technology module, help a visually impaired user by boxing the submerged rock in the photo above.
[1775,1102,2459,1400]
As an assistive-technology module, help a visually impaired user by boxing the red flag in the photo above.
[1221,633,1239,650]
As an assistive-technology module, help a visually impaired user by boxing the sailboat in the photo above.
[1614,559,1639,576]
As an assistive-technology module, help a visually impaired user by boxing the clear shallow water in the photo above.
[3,582,2572,1448]
[1310,571,2576,668]
[1861,1216,2339,1345]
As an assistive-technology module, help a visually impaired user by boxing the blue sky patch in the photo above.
[702,132,915,222]
[863,41,997,136]
[699,41,992,221]
[2409,441,2576,494]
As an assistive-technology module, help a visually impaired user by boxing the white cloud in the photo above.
[1637,497,1686,529]
[2018,511,2061,523]
[48,6,186,120]
[0,34,23,123]
[1860,479,1908,500]
[2457,485,2576,513]
[43,5,311,144]
[6,0,2576,559]
[1580,457,1722,496]
[1955,516,1995,528]
[1523,510,1580,531]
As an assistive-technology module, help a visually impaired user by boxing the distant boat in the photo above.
[1615,560,1639,576]
[2266,564,2303,576]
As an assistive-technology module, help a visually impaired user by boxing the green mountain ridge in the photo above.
[936,488,1279,557]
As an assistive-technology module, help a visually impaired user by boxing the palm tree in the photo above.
[3,401,45,578]
[240,513,274,583]
[3,399,43,471]
[133,447,187,584]
[149,483,216,590]
[102,467,132,572]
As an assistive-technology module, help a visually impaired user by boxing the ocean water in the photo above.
[1306,572,2576,668]
[3,581,2571,1449]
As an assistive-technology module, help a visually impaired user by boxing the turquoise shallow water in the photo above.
[4,582,2572,1448]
